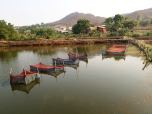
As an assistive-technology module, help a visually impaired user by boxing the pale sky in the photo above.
[0,0,152,26]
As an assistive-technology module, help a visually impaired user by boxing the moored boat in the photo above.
[52,58,79,65]
[30,62,66,73]
[102,44,128,55]
[68,52,88,59]
[10,68,39,85]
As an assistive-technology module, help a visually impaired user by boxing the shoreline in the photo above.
[0,37,127,47]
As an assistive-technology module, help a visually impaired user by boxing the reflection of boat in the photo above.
[102,44,128,55]
[52,58,79,65]
[79,59,88,64]
[40,70,66,77]
[102,54,126,61]
[30,62,66,73]
[53,63,79,70]
[10,69,39,85]
[68,52,88,59]
[40,71,66,83]
[65,64,79,70]
[11,78,40,94]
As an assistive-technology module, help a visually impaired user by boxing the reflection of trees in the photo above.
[0,50,18,62]
[142,61,150,70]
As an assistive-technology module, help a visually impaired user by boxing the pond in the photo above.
[0,43,152,114]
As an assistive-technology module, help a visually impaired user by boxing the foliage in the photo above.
[0,20,16,39]
[118,28,129,37]
[140,20,151,27]
[107,32,118,37]
[142,31,152,36]
[36,26,57,38]
[89,29,101,37]
[72,19,90,34]
[113,14,124,24]
[104,17,113,25]
[137,13,142,22]
[123,20,138,29]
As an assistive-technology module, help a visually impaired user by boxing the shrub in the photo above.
[107,32,118,37]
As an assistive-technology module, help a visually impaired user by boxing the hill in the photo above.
[45,12,106,27]
[123,8,152,20]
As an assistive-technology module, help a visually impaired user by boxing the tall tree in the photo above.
[123,20,138,29]
[137,13,142,22]
[104,17,113,25]
[72,19,90,34]
[113,14,124,24]
[0,20,16,39]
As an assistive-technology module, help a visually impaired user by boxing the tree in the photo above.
[118,28,129,37]
[137,13,142,22]
[123,20,138,29]
[72,19,90,34]
[104,17,113,25]
[140,20,151,27]
[0,20,16,39]
[113,14,124,24]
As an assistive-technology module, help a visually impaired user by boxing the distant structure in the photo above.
[97,25,107,34]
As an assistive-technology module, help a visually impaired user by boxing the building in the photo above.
[97,25,107,34]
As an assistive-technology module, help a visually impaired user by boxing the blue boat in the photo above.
[52,58,79,65]
[68,52,88,59]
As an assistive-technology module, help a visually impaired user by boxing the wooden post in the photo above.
[37,67,39,72]
[39,54,41,62]
[10,68,12,74]
[55,61,56,73]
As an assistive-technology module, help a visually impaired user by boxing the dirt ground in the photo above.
[144,40,152,45]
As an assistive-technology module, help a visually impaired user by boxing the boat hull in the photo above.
[68,55,88,59]
[30,66,64,73]
[52,58,79,65]
[102,50,125,55]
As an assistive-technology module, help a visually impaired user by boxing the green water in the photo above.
[0,44,152,114]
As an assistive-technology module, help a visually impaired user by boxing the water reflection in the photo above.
[102,54,126,61]
[1,44,152,113]
[11,78,40,95]
[40,71,66,83]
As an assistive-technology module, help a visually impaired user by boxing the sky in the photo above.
[0,0,152,26]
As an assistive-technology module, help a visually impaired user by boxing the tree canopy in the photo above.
[72,19,90,34]
[0,20,16,39]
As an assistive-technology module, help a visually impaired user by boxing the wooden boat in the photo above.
[68,52,88,59]
[10,68,39,85]
[102,44,128,55]
[30,62,66,73]
[52,58,79,65]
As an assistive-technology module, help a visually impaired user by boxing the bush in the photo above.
[146,32,152,36]
[107,32,118,37]
[131,33,140,37]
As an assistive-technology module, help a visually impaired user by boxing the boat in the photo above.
[102,44,128,55]
[68,52,88,59]
[30,62,66,73]
[10,68,39,85]
[52,58,79,65]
